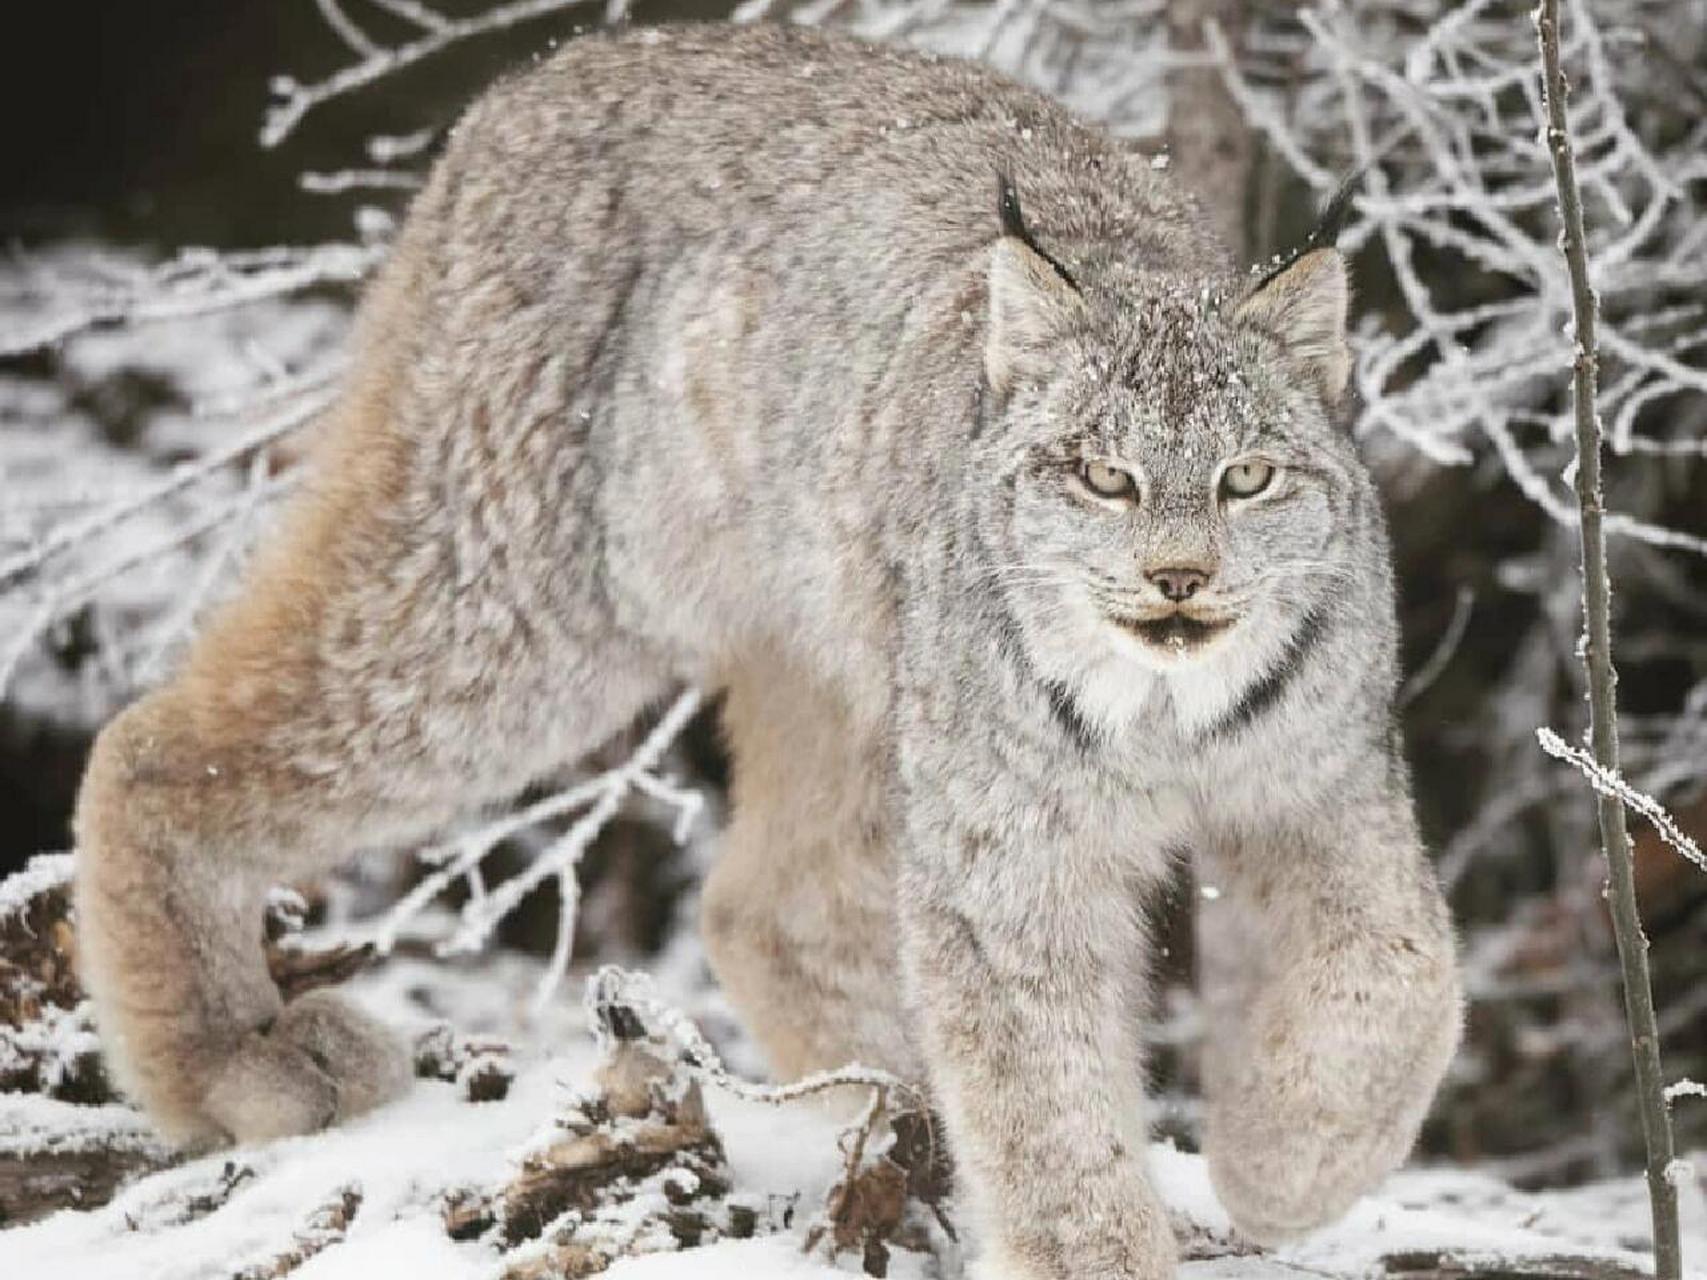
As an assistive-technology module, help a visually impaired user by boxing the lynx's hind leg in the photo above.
[76,525,671,1143]
[75,288,674,1145]
[74,687,412,1144]
[702,652,921,1087]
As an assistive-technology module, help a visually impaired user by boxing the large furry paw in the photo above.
[1205,942,1462,1244]
[1207,1103,1411,1244]
[204,991,410,1143]
[969,1192,1177,1280]
[1204,1010,1446,1243]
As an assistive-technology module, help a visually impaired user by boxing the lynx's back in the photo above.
[437,23,1223,285]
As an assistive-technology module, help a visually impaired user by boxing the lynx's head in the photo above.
[975,177,1372,731]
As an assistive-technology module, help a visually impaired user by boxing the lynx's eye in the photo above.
[1220,460,1276,499]
[1079,460,1136,501]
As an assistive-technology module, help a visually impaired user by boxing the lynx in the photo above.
[74,23,1462,1277]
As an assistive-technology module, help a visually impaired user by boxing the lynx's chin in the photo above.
[1111,611,1236,656]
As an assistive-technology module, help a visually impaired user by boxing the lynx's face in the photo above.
[996,317,1350,674]
[980,205,1356,687]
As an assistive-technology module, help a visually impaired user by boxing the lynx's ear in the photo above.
[986,175,1086,394]
[1235,248,1350,402]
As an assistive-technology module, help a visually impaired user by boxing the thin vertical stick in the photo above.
[1535,1,1681,1273]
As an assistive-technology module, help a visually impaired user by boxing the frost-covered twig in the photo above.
[261,0,593,148]
[1537,729,1707,877]
[0,468,298,699]
[300,169,424,195]
[1536,0,1680,1270]
[0,244,380,357]
[369,0,452,32]
[368,689,706,1012]
[585,964,926,1110]
[316,0,383,59]
[134,452,274,684]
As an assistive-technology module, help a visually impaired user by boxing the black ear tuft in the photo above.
[1310,169,1363,247]
[995,171,1078,291]
[1254,169,1364,290]
[996,171,1027,241]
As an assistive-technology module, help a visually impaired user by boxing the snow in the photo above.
[0,853,74,922]
[602,1237,932,1278]
[0,1095,166,1159]
[3,1071,549,1279]
[293,1214,492,1280]
[0,1002,101,1091]
[4,948,1705,1279]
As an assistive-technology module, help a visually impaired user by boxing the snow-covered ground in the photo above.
[4,942,1703,1280]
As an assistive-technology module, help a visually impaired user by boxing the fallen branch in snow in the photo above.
[414,1024,516,1104]
[0,1107,178,1226]
[586,965,926,1114]
[266,940,380,1004]
[588,966,950,1276]
[495,1038,738,1276]
[264,888,385,1001]
[1535,0,1682,1272]
[1380,1250,1656,1280]
[234,1186,363,1279]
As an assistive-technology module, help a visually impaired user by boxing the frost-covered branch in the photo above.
[585,965,925,1110]
[0,245,379,357]
[1400,585,1475,707]
[261,0,595,148]
[300,169,424,195]
[1537,728,1707,877]
[368,689,707,1012]
[0,385,330,592]
[0,360,334,706]
[1208,0,1707,552]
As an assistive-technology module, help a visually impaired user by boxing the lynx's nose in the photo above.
[1146,566,1210,602]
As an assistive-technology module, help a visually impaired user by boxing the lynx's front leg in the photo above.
[1199,752,1462,1244]
[898,720,1175,1280]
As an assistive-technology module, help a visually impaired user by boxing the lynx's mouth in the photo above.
[1112,611,1236,653]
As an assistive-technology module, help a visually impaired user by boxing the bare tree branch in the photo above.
[262,0,596,148]
[1535,0,1682,1272]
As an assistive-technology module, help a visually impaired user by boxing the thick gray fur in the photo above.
[74,24,1462,1277]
